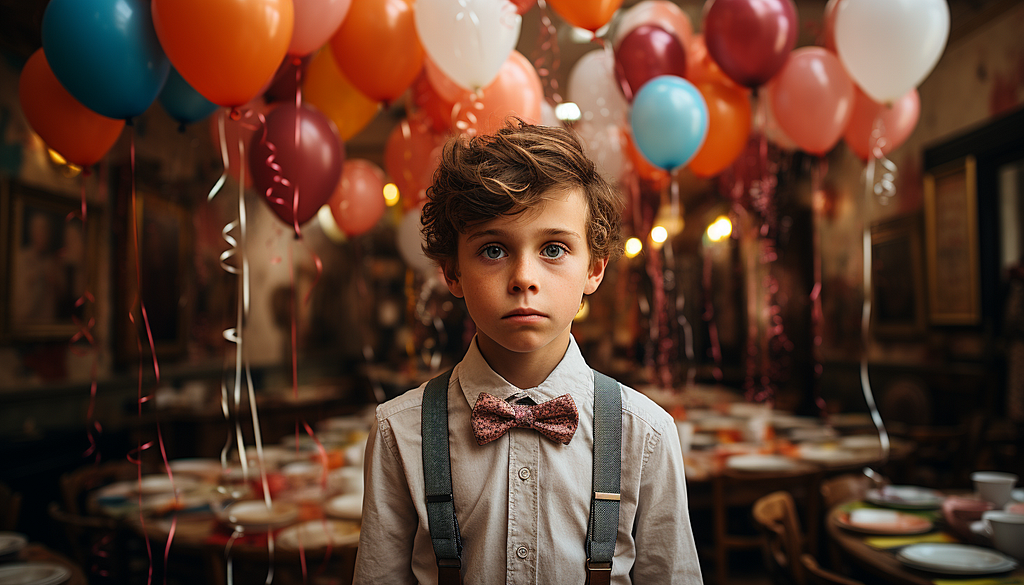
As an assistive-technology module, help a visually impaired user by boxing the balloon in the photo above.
[303,48,381,141]
[511,0,536,15]
[41,0,169,120]
[159,67,220,126]
[577,122,627,185]
[822,0,841,52]
[630,76,709,170]
[397,205,437,275]
[843,86,920,161]
[209,97,271,186]
[384,118,446,210]
[614,24,687,102]
[249,103,344,227]
[566,49,630,127]
[289,0,352,56]
[760,90,800,152]
[703,0,798,88]
[415,0,522,91]
[624,131,671,192]
[328,159,387,237]
[329,0,423,103]
[18,49,124,167]
[540,101,559,127]
[152,0,293,108]
[461,51,543,136]
[835,0,949,104]
[263,54,312,103]
[547,0,621,32]
[766,47,854,156]
[688,81,751,178]
[686,34,741,90]
[615,1,693,54]
[424,57,472,105]
[410,69,458,133]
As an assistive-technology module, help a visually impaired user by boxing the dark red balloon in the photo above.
[263,54,313,103]
[250,103,345,227]
[614,23,687,102]
[703,0,798,88]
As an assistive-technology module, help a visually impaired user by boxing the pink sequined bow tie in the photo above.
[471,392,579,446]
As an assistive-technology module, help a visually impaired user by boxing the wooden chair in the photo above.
[800,553,865,585]
[0,480,22,531]
[47,502,126,582]
[59,460,136,516]
[711,465,821,585]
[820,473,871,510]
[752,491,806,585]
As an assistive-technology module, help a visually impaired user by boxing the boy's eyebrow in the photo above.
[465,227,583,242]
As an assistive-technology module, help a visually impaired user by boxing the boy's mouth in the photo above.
[503,308,546,319]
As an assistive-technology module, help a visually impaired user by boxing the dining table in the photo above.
[826,495,1024,585]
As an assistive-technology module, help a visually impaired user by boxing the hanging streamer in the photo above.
[531,0,563,105]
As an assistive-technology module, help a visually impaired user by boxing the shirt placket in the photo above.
[506,428,540,585]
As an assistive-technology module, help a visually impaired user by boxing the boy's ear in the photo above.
[583,256,609,296]
[442,262,464,298]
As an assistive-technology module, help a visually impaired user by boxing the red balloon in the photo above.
[263,55,313,103]
[843,86,919,161]
[410,68,457,133]
[250,103,345,227]
[703,0,798,88]
[384,117,446,210]
[614,24,687,102]
[18,49,124,167]
[767,47,854,156]
[328,159,388,236]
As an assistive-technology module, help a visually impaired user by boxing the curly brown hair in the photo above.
[421,119,622,276]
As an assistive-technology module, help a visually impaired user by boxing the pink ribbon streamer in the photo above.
[531,0,563,105]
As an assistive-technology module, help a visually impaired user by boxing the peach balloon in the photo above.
[461,51,543,136]
[843,86,919,161]
[767,47,855,156]
[328,159,388,237]
[289,0,351,56]
[384,117,446,210]
[547,0,621,32]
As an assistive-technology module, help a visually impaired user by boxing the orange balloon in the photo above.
[329,0,423,104]
[547,0,622,32]
[152,0,293,108]
[18,49,124,167]
[686,34,744,92]
[409,69,458,134]
[624,131,671,192]
[304,48,381,141]
[384,117,446,210]
[463,51,543,136]
[688,81,752,178]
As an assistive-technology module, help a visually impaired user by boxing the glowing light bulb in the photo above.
[624,237,643,258]
[383,183,400,207]
[651,225,668,244]
[555,102,582,122]
[706,216,733,242]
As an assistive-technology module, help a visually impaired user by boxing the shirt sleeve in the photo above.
[352,415,419,585]
[630,416,704,584]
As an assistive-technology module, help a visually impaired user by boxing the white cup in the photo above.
[676,421,695,455]
[982,510,1024,562]
[972,472,1019,508]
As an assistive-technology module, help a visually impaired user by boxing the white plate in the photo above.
[836,509,934,535]
[865,486,945,510]
[167,459,222,478]
[0,562,72,585]
[138,475,199,495]
[324,493,363,520]
[219,500,298,530]
[896,543,1018,575]
[276,520,360,550]
[770,414,821,430]
[726,454,801,472]
[798,444,871,466]
[0,532,27,557]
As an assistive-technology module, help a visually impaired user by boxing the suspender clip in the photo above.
[586,559,612,571]
[594,491,620,501]
[437,557,462,569]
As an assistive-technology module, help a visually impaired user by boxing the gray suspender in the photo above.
[421,369,622,585]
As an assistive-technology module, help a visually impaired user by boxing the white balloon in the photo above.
[414,0,522,91]
[397,207,437,275]
[576,121,627,185]
[567,49,629,128]
[835,0,949,104]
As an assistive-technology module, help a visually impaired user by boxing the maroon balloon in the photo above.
[703,0,798,88]
[250,103,344,227]
[614,23,687,102]
[511,0,535,14]
[263,54,313,103]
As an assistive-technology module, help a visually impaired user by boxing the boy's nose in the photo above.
[508,257,539,294]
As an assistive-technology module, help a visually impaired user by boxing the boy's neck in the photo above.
[475,333,571,390]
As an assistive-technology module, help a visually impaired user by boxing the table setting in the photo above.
[0,531,85,585]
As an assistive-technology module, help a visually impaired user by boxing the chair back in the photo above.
[60,461,136,516]
[0,481,21,531]
[752,490,806,585]
[48,502,123,580]
[820,473,871,510]
[800,553,865,585]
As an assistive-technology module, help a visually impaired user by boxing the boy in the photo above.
[353,120,701,584]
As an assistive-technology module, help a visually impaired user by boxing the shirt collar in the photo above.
[456,335,592,409]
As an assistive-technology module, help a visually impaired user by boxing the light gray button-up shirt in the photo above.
[353,336,702,584]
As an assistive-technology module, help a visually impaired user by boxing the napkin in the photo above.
[864,531,957,549]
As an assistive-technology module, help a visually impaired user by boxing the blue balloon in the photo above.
[42,0,169,120]
[159,68,220,126]
[630,76,710,171]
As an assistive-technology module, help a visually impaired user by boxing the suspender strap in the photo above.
[586,370,622,585]
[422,370,463,585]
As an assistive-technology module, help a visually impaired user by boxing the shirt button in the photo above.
[516,545,529,559]
[518,467,531,481]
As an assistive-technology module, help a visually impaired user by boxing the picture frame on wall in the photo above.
[0,180,99,340]
[923,155,981,325]
[870,214,927,338]
[113,165,192,364]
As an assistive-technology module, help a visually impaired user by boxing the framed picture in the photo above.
[1,181,99,340]
[923,155,981,325]
[114,167,192,363]
[870,214,926,338]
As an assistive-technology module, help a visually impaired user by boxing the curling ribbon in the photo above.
[531,0,563,105]
[868,117,898,205]
[72,173,103,462]
[452,89,485,136]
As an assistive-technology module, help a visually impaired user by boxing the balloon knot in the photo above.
[125,117,134,127]
[230,107,242,121]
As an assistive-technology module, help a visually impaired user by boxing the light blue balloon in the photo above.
[630,76,709,171]
[159,68,220,126]
[42,0,169,120]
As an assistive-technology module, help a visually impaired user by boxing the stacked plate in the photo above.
[896,543,1018,575]
[218,500,299,532]
[865,486,945,510]
[0,532,27,558]
[0,562,71,585]
[725,454,802,472]
[276,520,360,550]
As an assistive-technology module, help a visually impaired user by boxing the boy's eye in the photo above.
[482,246,506,260]
[542,244,566,259]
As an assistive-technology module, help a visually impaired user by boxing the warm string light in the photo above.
[706,216,732,242]
[383,182,400,207]
[623,237,643,258]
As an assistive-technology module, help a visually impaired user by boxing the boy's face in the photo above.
[445,188,608,362]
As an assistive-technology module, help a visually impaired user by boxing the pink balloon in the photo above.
[616,1,693,56]
[614,24,687,102]
[463,50,543,136]
[767,47,854,156]
[843,86,919,161]
[424,56,470,104]
[328,159,387,236]
[703,0,798,88]
[250,103,345,227]
[289,0,352,56]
